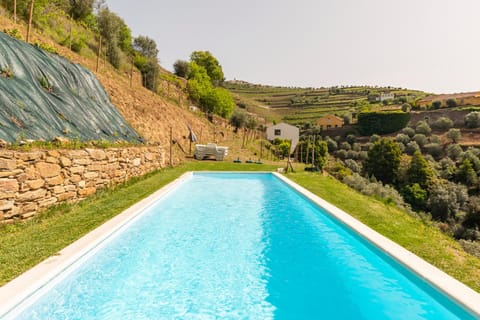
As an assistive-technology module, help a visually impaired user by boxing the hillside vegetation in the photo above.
[225,80,426,125]
[0,3,219,160]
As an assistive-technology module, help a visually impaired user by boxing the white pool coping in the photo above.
[0,171,479,318]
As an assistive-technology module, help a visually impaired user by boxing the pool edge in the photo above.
[273,172,480,317]
[0,171,194,318]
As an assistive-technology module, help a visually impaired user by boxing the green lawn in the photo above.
[1,162,480,293]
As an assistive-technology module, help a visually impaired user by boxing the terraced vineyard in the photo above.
[225,81,426,125]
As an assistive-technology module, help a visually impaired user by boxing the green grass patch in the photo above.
[1,163,480,294]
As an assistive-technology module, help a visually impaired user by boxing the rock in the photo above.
[70,166,85,174]
[17,189,47,202]
[86,149,107,161]
[53,136,69,144]
[0,158,16,170]
[0,200,14,211]
[57,192,76,201]
[0,178,19,199]
[78,187,96,197]
[132,158,141,166]
[27,179,45,190]
[60,157,72,167]
[45,175,64,186]
[36,162,61,178]
[84,172,99,180]
[17,152,43,161]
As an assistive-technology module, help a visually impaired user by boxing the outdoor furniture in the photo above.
[194,143,228,161]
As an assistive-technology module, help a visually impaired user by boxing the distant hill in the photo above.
[225,80,427,125]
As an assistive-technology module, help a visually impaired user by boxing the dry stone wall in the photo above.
[0,146,165,223]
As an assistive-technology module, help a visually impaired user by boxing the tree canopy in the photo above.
[365,138,402,185]
[190,51,224,85]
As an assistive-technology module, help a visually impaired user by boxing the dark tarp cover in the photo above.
[0,31,142,143]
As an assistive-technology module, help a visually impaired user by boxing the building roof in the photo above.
[419,91,480,103]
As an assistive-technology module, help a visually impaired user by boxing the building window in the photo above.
[274,129,281,136]
[327,125,331,129]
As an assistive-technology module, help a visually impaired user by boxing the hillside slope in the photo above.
[0,18,217,159]
[226,80,426,125]
[0,32,141,142]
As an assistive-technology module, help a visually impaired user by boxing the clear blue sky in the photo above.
[106,0,480,94]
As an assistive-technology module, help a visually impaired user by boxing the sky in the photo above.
[106,0,480,94]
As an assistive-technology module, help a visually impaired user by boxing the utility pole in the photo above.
[25,0,35,43]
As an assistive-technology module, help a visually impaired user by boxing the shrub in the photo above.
[335,149,348,159]
[446,144,463,160]
[412,134,428,147]
[446,98,457,108]
[402,183,428,210]
[344,159,362,173]
[405,141,420,155]
[429,135,441,144]
[432,117,453,130]
[427,181,468,221]
[465,112,480,128]
[343,173,406,208]
[370,134,381,143]
[402,127,415,138]
[340,141,351,151]
[437,157,456,180]
[431,101,442,109]
[325,136,338,151]
[424,143,443,159]
[357,111,411,135]
[365,138,402,185]
[415,120,432,135]
[346,134,356,144]
[401,103,411,112]
[446,128,461,143]
[352,143,362,152]
[395,133,410,145]
[455,159,478,186]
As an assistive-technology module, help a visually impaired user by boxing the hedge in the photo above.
[357,111,411,135]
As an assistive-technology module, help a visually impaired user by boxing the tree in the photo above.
[402,183,427,211]
[97,7,124,68]
[446,98,457,108]
[465,112,480,128]
[456,159,478,186]
[190,51,224,85]
[230,111,246,133]
[406,151,434,188]
[427,181,468,221]
[415,120,431,135]
[401,103,411,112]
[365,138,402,185]
[432,117,453,130]
[133,35,158,58]
[432,101,442,109]
[446,128,461,143]
[314,140,328,170]
[69,0,94,20]
[25,0,35,43]
[173,60,190,78]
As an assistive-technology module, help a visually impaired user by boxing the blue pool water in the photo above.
[8,173,477,319]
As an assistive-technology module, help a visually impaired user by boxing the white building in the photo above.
[266,123,300,152]
[379,92,395,102]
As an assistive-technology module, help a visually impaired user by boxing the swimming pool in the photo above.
[1,172,479,319]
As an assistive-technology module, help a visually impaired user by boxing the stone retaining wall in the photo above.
[0,146,165,223]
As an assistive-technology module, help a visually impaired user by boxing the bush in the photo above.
[465,112,480,128]
[344,159,362,173]
[357,111,411,135]
[424,143,443,159]
[346,134,356,144]
[415,120,432,135]
[446,144,463,160]
[405,141,420,155]
[401,103,411,112]
[413,134,428,147]
[446,128,461,143]
[325,136,338,151]
[427,181,468,221]
[432,117,453,130]
[343,173,406,208]
[340,141,351,151]
[395,133,410,145]
[335,149,348,159]
[402,183,428,210]
[432,101,442,109]
[370,134,381,143]
[446,98,457,108]
[402,127,415,138]
[437,157,456,180]
[429,135,441,144]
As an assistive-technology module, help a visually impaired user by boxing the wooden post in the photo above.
[96,34,102,72]
[25,0,35,43]
[169,127,173,167]
[130,55,134,88]
[311,134,315,167]
[305,136,310,164]
[260,139,263,159]
[300,142,303,163]
[13,0,17,24]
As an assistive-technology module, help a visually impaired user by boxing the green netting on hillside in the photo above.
[0,32,142,143]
